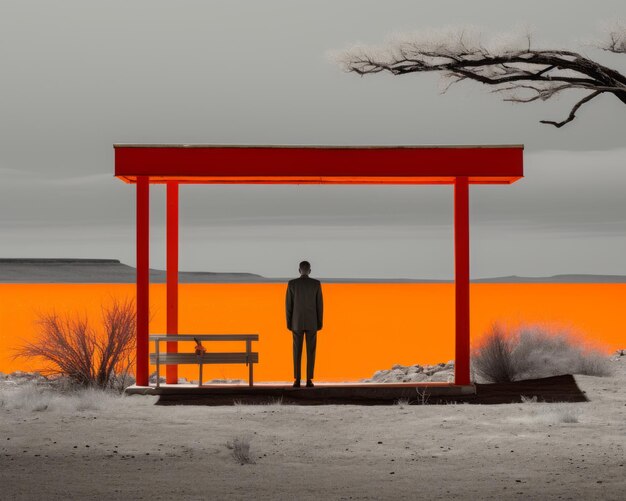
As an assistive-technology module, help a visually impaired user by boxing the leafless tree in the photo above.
[336,24,626,127]
[16,298,136,389]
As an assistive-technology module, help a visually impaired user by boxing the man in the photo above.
[285,260,323,388]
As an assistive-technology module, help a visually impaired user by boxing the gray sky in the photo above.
[1,0,625,279]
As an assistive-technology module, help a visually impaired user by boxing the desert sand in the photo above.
[1,357,624,500]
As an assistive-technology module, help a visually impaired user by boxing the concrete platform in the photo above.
[125,381,476,405]
[124,375,587,405]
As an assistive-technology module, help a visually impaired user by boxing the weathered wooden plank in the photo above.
[150,334,259,342]
[149,353,259,364]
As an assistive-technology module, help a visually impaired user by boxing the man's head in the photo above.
[299,260,311,276]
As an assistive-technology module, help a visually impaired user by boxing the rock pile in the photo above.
[0,371,48,385]
[202,378,245,385]
[146,374,245,385]
[1,371,134,391]
[148,372,166,384]
[362,361,455,383]
[611,349,625,362]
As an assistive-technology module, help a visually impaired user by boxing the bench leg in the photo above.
[199,363,203,387]
[246,339,253,387]
[155,341,160,388]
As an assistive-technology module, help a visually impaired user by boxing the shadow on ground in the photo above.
[151,375,587,405]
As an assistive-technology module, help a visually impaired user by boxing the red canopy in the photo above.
[114,144,523,185]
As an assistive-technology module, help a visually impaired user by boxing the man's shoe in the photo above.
[306,380,314,388]
[292,380,301,388]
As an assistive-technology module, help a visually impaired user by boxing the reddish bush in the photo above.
[16,298,136,389]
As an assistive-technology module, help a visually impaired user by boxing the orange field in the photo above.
[0,283,623,382]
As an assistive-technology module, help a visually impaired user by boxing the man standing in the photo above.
[286,260,323,388]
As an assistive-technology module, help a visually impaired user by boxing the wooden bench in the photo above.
[149,334,259,388]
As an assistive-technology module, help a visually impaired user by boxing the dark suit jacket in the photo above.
[286,276,323,331]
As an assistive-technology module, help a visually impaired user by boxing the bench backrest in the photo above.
[149,334,258,342]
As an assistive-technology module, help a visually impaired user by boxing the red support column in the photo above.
[136,176,150,386]
[166,182,179,384]
[454,176,471,385]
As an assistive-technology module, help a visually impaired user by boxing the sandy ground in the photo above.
[1,359,625,500]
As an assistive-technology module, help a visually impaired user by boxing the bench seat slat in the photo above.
[150,353,259,364]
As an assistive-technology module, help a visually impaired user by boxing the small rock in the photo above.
[429,371,454,382]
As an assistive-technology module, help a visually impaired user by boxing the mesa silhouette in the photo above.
[1,258,625,284]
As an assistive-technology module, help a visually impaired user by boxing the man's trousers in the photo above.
[292,330,317,380]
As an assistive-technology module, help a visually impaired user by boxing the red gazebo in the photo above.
[114,144,524,387]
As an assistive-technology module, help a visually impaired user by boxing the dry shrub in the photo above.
[0,384,135,413]
[510,401,583,425]
[472,323,612,383]
[226,436,255,464]
[394,397,410,407]
[414,387,431,405]
[471,324,516,383]
[16,298,136,390]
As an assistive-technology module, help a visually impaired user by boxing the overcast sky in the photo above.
[1,0,625,279]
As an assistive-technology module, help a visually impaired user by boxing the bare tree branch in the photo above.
[539,90,603,128]
[335,27,626,127]
[597,22,626,54]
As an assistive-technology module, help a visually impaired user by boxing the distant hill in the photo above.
[470,274,626,284]
[1,259,625,283]
[0,259,264,283]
